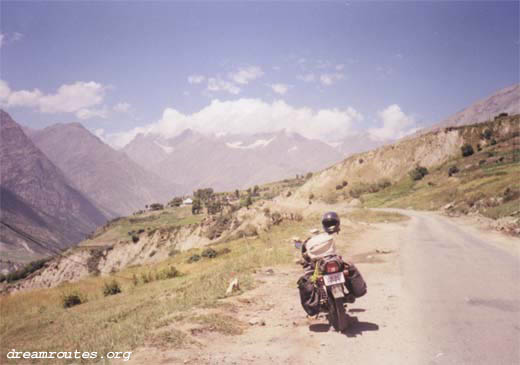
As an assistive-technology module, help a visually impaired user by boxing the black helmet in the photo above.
[322,211,340,234]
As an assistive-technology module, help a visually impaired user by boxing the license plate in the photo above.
[323,272,345,286]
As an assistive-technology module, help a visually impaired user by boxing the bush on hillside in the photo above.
[62,291,86,308]
[103,280,122,296]
[461,144,474,157]
[448,166,460,176]
[201,248,217,258]
[409,166,429,181]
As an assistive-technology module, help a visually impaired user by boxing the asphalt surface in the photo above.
[392,210,520,365]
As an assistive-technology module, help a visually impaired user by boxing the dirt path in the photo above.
[128,219,420,364]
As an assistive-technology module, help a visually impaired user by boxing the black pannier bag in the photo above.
[297,274,320,316]
[344,262,367,298]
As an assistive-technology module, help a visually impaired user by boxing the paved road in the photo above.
[391,210,520,365]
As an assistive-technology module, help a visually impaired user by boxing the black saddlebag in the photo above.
[344,262,367,298]
[297,274,320,316]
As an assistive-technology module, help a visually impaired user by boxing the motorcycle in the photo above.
[295,241,351,332]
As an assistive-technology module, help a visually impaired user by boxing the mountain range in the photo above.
[27,122,177,217]
[0,110,107,269]
[122,129,345,192]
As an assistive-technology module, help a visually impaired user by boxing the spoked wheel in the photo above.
[328,297,348,332]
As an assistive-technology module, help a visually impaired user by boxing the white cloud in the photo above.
[7,89,43,107]
[105,98,363,149]
[368,104,417,141]
[113,102,131,113]
[76,107,108,120]
[0,34,4,48]
[335,64,345,71]
[0,80,10,100]
[320,73,344,86]
[0,80,106,115]
[229,66,264,85]
[207,77,241,95]
[270,83,289,95]
[188,75,205,84]
[297,73,315,82]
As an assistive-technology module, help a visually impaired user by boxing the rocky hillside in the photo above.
[431,83,519,130]
[0,110,107,270]
[123,129,344,192]
[294,114,519,230]
[28,122,179,217]
[7,199,305,292]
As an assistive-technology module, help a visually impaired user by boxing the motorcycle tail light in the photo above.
[325,261,339,273]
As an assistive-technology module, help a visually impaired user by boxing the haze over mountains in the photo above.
[123,129,345,192]
[27,123,177,217]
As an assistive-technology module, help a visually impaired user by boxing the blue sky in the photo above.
[1,1,518,147]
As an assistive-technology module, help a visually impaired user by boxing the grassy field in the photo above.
[0,217,314,363]
[81,206,203,247]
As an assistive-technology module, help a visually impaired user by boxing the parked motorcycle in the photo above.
[295,240,352,332]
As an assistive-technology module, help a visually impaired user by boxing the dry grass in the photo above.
[0,217,315,363]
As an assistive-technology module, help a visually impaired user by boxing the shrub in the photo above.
[132,234,139,243]
[482,129,493,140]
[170,197,183,207]
[62,292,86,308]
[271,212,282,225]
[336,184,343,190]
[149,203,164,211]
[477,144,482,151]
[201,248,217,258]
[188,254,201,263]
[490,139,497,145]
[409,166,429,181]
[309,193,314,200]
[448,166,459,176]
[103,280,122,296]
[342,180,348,187]
[461,144,474,157]
[285,191,292,197]
[161,266,181,279]
[478,160,486,166]
[305,172,313,179]
[149,250,157,257]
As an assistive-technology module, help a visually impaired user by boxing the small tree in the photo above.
[461,144,474,157]
[170,197,183,207]
[192,198,202,214]
[246,195,253,208]
[305,172,313,179]
[253,185,260,196]
[235,189,240,199]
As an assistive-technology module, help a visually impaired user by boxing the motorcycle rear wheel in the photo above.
[328,297,348,332]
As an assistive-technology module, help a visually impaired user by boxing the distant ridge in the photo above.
[432,84,519,130]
